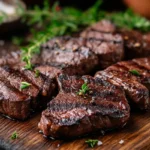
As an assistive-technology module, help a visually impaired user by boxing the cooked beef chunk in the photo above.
[0,65,55,120]
[38,74,130,138]
[80,20,124,68]
[80,20,122,43]
[40,36,99,75]
[41,36,123,70]
[95,58,150,110]
[117,29,150,59]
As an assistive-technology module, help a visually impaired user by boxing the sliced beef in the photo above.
[117,29,150,59]
[38,74,130,138]
[80,20,124,68]
[41,36,123,70]
[40,36,99,75]
[0,65,55,120]
[95,58,150,110]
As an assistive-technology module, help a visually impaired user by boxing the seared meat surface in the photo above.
[117,29,150,59]
[0,65,55,120]
[41,36,99,75]
[95,57,150,110]
[38,74,130,138]
[80,20,124,68]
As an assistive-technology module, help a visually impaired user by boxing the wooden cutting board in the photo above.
[0,111,150,150]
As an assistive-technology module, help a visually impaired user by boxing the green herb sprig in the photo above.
[35,69,40,78]
[16,0,150,70]
[85,139,98,148]
[20,82,31,90]
[11,131,19,140]
[21,0,103,70]
[108,9,150,32]
[78,82,89,96]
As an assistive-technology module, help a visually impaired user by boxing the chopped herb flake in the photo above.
[85,139,98,148]
[11,131,19,140]
[20,82,31,90]
[129,70,140,76]
[35,70,40,78]
[78,82,89,95]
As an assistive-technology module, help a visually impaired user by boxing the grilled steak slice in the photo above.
[95,66,150,110]
[41,36,99,75]
[38,74,130,138]
[0,65,55,120]
[0,79,31,120]
[80,20,124,68]
[41,36,123,70]
[117,29,150,59]
[86,38,124,68]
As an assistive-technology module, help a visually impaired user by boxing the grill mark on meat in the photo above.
[38,74,130,138]
[0,66,39,98]
[0,78,31,119]
[95,70,150,110]
[41,37,99,75]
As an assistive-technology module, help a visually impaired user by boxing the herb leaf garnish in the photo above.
[85,139,98,148]
[35,70,40,78]
[11,131,19,140]
[78,82,89,96]
[20,82,31,90]
[129,70,140,76]
[11,0,150,70]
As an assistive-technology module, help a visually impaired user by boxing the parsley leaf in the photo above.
[20,82,31,90]
[11,131,19,140]
[78,82,89,96]
[129,70,140,76]
[85,139,98,148]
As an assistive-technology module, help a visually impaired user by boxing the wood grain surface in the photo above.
[0,111,150,150]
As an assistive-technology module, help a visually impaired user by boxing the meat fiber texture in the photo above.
[0,65,55,120]
[95,57,150,110]
[38,74,130,138]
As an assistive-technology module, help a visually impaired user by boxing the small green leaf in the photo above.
[11,131,19,140]
[78,82,89,95]
[35,70,40,78]
[20,82,31,90]
[129,70,140,76]
[85,139,98,148]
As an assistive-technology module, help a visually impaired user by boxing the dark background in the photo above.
[22,0,126,10]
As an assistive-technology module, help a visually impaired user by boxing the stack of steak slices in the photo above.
[95,57,150,110]
[0,65,55,120]
[38,74,130,138]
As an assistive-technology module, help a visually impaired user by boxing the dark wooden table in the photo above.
[0,111,150,150]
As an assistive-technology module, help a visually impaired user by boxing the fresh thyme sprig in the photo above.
[17,0,150,70]
[21,0,103,70]
[108,9,150,32]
